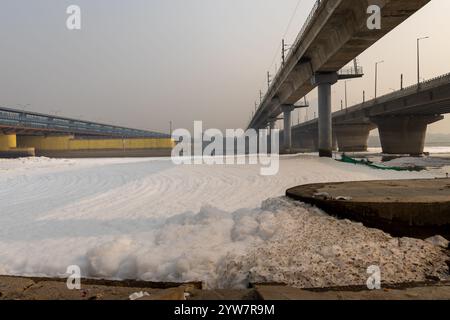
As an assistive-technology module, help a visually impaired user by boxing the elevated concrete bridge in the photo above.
[0,106,168,138]
[290,72,450,155]
[0,106,172,157]
[247,0,431,157]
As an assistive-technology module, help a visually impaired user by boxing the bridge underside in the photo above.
[334,123,376,152]
[249,0,430,128]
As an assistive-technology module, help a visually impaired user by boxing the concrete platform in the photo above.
[286,179,450,239]
[255,282,450,300]
[35,148,173,158]
[2,275,450,300]
[0,276,200,300]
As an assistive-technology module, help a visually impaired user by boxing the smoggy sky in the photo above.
[1,0,450,134]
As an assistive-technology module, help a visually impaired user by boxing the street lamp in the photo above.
[374,60,384,99]
[417,36,429,86]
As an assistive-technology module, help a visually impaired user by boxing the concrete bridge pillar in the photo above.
[281,105,296,152]
[268,121,276,153]
[372,115,444,155]
[334,124,375,152]
[0,134,17,151]
[312,73,338,157]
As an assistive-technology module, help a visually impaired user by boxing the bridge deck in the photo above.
[249,0,431,129]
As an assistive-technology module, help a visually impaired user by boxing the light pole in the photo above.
[374,60,384,99]
[417,36,429,86]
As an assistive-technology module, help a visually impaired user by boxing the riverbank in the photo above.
[2,275,450,300]
[0,155,447,289]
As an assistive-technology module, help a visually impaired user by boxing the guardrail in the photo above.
[352,71,450,111]
[338,66,364,77]
[286,0,323,66]
[0,107,169,138]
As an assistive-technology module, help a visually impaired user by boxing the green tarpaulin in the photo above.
[338,154,424,172]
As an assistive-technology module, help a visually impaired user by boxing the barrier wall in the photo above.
[17,136,174,151]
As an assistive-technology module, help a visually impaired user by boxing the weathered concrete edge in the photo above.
[286,180,450,239]
[1,275,202,290]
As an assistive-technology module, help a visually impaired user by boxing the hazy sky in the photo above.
[1,0,450,134]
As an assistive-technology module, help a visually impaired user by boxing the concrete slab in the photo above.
[187,289,258,301]
[0,276,199,300]
[3,275,450,300]
[255,283,450,300]
[286,179,450,239]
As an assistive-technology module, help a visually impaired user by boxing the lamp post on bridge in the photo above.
[417,36,429,87]
[374,60,384,99]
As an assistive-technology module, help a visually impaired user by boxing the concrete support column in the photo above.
[335,123,375,152]
[0,134,17,151]
[312,73,338,157]
[268,121,276,154]
[372,115,443,155]
[281,105,295,152]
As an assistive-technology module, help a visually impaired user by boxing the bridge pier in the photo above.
[372,115,444,155]
[312,73,338,158]
[0,133,35,158]
[281,105,296,153]
[268,121,276,153]
[334,124,375,152]
[0,133,17,151]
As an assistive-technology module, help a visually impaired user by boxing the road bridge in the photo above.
[247,0,431,156]
[290,72,450,155]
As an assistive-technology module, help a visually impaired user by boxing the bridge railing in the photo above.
[270,0,323,95]
[287,0,323,63]
[338,66,364,77]
[357,71,450,109]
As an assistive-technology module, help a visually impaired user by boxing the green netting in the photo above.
[338,154,424,172]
